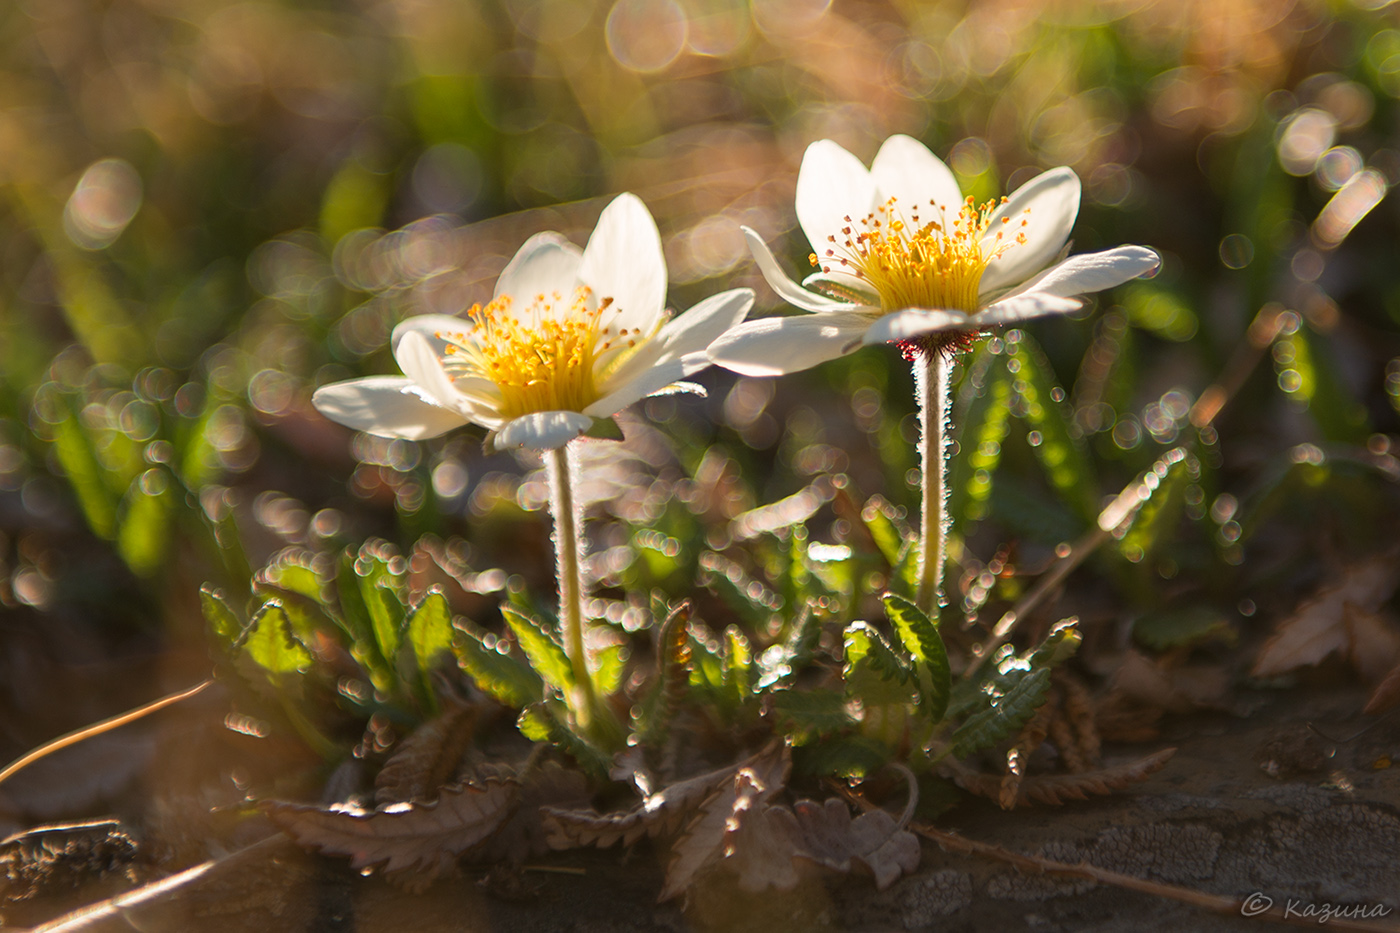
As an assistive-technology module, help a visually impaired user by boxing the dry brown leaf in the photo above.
[786,798,922,890]
[478,762,589,865]
[1252,551,1400,678]
[264,776,517,885]
[659,745,790,901]
[1364,661,1400,715]
[1343,603,1400,682]
[544,745,785,850]
[942,748,1177,808]
[1109,651,1229,713]
[374,702,477,805]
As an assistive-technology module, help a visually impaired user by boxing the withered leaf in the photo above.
[942,748,1177,808]
[479,761,589,865]
[1252,551,1400,678]
[1109,651,1229,713]
[1344,603,1400,682]
[659,744,791,901]
[375,702,477,805]
[1364,661,1400,715]
[786,798,921,890]
[544,744,786,850]
[264,776,517,882]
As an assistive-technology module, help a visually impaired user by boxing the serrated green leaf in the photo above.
[404,588,455,670]
[1007,336,1098,522]
[1026,620,1082,669]
[517,701,612,777]
[769,688,854,743]
[453,624,542,707]
[259,551,325,602]
[239,600,313,678]
[201,585,242,647]
[500,603,574,692]
[116,477,171,578]
[1117,453,1189,562]
[883,593,951,723]
[950,666,1052,759]
[699,551,777,628]
[723,626,753,702]
[593,642,627,695]
[791,734,891,778]
[844,621,914,709]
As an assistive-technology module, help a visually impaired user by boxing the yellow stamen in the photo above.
[435,288,644,419]
[811,195,1027,314]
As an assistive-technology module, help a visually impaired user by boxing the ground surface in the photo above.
[3,680,1397,933]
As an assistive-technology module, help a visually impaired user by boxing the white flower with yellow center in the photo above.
[312,194,753,450]
[709,135,1160,374]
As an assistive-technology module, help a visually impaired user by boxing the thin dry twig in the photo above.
[0,679,213,788]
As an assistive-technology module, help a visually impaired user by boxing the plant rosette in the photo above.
[313,192,754,450]
[709,134,1160,373]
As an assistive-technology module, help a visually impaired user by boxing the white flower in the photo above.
[709,135,1160,375]
[312,194,753,450]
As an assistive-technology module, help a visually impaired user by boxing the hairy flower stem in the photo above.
[545,442,598,725]
[915,351,953,617]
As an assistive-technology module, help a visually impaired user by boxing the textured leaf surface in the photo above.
[265,777,518,881]
[951,667,1053,759]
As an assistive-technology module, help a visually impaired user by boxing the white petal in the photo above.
[495,411,593,450]
[707,311,873,377]
[585,355,691,418]
[311,376,467,440]
[577,193,666,337]
[742,226,860,313]
[493,232,583,307]
[870,134,963,218]
[1014,246,1160,299]
[795,140,877,256]
[972,292,1082,327]
[801,270,879,304]
[979,167,1080,295]
[861,308,972,345]
[393,330,501,426]
[390,313,470,355]
[601,287,754,392]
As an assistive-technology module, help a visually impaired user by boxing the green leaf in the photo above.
[500,603,574,693]
[951,346,1014,525]
[1006,336,1098,522]
[201,585,242,647]
[883,594,951,723]
[1133,606,1235,651]
[723,626,753,703]
[517,701,612,778]
[1116,453,1190,563]
[791,734,891,778]
[843,621,914,708]
[49,396,118,539]
[453,623,542,708]
[769,688,855,743]
[258,550,326,603]
[1026,620,1083,669]
[239,600,313,679]
[116,475,172,577]
[861,496,908,568]
[404,588,455,671]
[593,642,627,696]
[699,551,778,628]
[950,666,1052,759]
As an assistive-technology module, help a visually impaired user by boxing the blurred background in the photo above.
[2,0,1400,804]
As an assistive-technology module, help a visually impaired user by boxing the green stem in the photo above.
[545,442,598,723]
[915,351,953,617]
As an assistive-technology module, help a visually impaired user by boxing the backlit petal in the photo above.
[795,140,877,256]
[578,193,666,336]
[311,376,467,440]
[493,232,583,308]
[742,226,861,313]
[973,292,1082,327]
[979,167,1080,295]
[870,134,963,218]
[708,311,873,376]
[1014,246,1160,299]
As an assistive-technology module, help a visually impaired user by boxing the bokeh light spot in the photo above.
[606,0,688,74]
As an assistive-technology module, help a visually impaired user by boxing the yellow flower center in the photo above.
[810,195,1028,314]
[437,288,645,419]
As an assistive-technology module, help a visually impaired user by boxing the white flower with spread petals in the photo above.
[312,194,753,450]
[709,135,1160,375]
